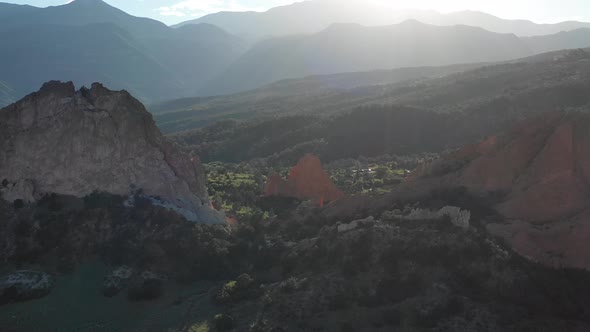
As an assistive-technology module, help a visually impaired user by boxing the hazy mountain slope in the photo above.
[200,21,532,96]
[156,49,590,134]
[0,0,246,107]
[0,23,184,103]
[151,62,485,114]
[0,0,165,37]
[371,49,590,112]
[436,10,590,36]
[0,2,36,18]
[174,1,441,39]
[167,51,590,166]
[523,28,590,54]
[151,63,489,133]
[176,0,590,38]
[259,63,487,94]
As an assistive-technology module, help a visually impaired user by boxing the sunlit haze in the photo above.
[2,0,590,328]
[5,0,590,25]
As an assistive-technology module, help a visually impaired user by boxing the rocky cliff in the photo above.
[409,112,590,269]
[264,154,344,206]
[0,81,223,224]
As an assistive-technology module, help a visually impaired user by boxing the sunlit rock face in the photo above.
[265,154,344,206]
[413,112,590,269]
[0,81,224,224]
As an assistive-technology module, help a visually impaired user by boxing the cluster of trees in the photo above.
[173,105,471,166]
[202,152,437,220]
[205,162,270,221]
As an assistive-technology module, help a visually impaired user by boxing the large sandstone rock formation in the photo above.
[264,154,344,206]
[411,112,590,269]
[0,81,223,224]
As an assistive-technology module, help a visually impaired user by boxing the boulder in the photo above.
[102,266,134,297]
[0,271,54,305]
[337,216,376,233]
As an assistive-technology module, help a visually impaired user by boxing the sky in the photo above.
[5,0,590,25]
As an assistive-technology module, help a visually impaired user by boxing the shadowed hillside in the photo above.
[157,49,590,135]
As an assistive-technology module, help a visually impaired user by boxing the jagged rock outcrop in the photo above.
[264,154,344,206]
[0,81,223,223]
[383,206,471,229]
[409,112,590,269]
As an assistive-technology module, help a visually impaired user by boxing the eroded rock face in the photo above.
[412,112,590,269]
[264,154,344,206]
[0,81,223,224]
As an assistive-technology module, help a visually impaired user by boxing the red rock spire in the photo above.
[264,154,344,206]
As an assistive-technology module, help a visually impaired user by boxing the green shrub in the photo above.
[13,199,24,209]
[214,274,255,304]
[213,314,234,331]
[188,322,210,332]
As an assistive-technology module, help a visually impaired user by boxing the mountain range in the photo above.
[202,20,590,96]
[0,0,245,105]
[155,48,590,134]
[5,1,590,330]
[178,0,590,39]
[1,0,590,107]
[150,62,486,114]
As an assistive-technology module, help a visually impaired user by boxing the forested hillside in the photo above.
[160,49,590,136]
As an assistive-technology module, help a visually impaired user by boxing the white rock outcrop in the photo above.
[384,206,470,229]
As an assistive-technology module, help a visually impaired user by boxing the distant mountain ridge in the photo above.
[0,0,246,106]
[176,0,590,39]
[2,0,590,107]
[199,20,535,96]
[199,20,590,96]
[0,0,166,38]
[155,48,590,134]
[524,28,590,54]
[150,62,487,116]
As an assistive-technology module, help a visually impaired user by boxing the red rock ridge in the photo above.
[410,112,590,269]
[264,154,344,206]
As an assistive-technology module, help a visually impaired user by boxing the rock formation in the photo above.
[264,154,344,206]
[410,112,590,269]
[0,271,54,305]
[384,206,471,229]
[0,81,223,224]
